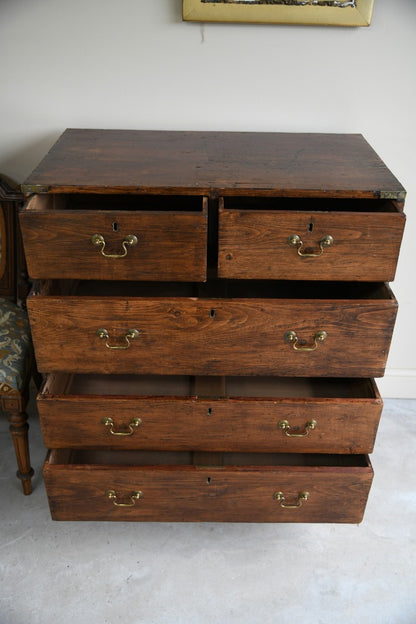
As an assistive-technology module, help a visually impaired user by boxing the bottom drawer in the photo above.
[39,375,382,454]
[43,450,373,523]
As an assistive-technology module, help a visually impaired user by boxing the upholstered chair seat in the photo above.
[0,297,31,396]
[0,175,38,494]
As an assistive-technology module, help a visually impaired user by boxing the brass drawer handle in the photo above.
[96,328,140,350]
[101,416,142,436]
[106,489,143,507]
[91,233,138,258]
[287,234,333,257]
[285,330,327,352]
[274,491,310,509]
[278,419,317,437]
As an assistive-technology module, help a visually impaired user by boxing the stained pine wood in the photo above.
[218,200,406,282]
[43,450,374,523]
[38,374,382,454]
[22,129,405,199]
[27,283,398,378]
[20,130,406,523]
[20,194,208,281]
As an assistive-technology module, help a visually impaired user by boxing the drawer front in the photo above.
[20,195,208,281]
[43,451,373,523]
[39,375,382,454]
[28,290,397,377]
[218,201,405,281]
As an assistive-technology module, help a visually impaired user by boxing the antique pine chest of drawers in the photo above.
[20,130,405,523]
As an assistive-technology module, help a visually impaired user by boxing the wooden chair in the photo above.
[0,175,36,494]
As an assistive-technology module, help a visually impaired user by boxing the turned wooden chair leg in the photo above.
[6,398,34,495]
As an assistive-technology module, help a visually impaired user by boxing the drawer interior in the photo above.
[48,448,371,469]
[222,196,401,214]
[26,193,206,213]
[48,279,393,301]
[43,373,379,400]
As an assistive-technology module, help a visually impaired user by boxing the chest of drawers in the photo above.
[20,130,405,523]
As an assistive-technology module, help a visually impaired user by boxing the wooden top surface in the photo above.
[22,129,405,199]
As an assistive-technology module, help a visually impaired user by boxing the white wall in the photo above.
[1,0,415,397]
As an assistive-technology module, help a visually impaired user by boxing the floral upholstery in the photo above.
[0,297,31,396]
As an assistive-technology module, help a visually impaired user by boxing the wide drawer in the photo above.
[218,197,405,281]
[39,374,382,454]
[43,449,373,523]
[19,194,208,281]
[28,280,398,377]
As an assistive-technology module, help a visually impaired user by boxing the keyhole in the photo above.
[209,309,215,319]
[308,221,314,233]
[112,222,119,232]
[207,477,211,485]
[207,407,213,416]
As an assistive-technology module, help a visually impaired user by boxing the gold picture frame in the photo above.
[182,0,375,27]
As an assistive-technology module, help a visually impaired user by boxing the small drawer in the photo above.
[39,374,382,454]
[43,449,373,523]
[19,194,208,281]
[218,197,405,281]
[28,280,398,378]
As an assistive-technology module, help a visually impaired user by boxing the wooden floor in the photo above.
[1,391,415,624]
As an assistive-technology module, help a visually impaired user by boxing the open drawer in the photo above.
[28,280,398,377]
[39,374,382,454]
[218,197,405,281]
[19,194,208,281]
[43,449,374,523]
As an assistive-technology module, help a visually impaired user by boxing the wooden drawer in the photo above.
[218,197,405,281]
[39,374,382,454]
[28,280,398,377]
[43,449,373,523]
[19,194,208,281]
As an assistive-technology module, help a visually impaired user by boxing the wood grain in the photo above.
[20,195,208,281]
[22,129,405,199]
[27,289,398,377]
[20,130,406,524]
[38,375,382,454]
[218,202,405,281]
[43,450,374,523]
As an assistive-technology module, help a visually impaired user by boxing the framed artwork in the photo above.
[182,0,375,26]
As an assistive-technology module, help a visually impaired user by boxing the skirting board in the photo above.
[376,369,416,399]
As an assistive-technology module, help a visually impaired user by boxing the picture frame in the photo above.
[182,0,375,27]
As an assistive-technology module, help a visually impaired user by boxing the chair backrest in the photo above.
[0,175,26,306]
